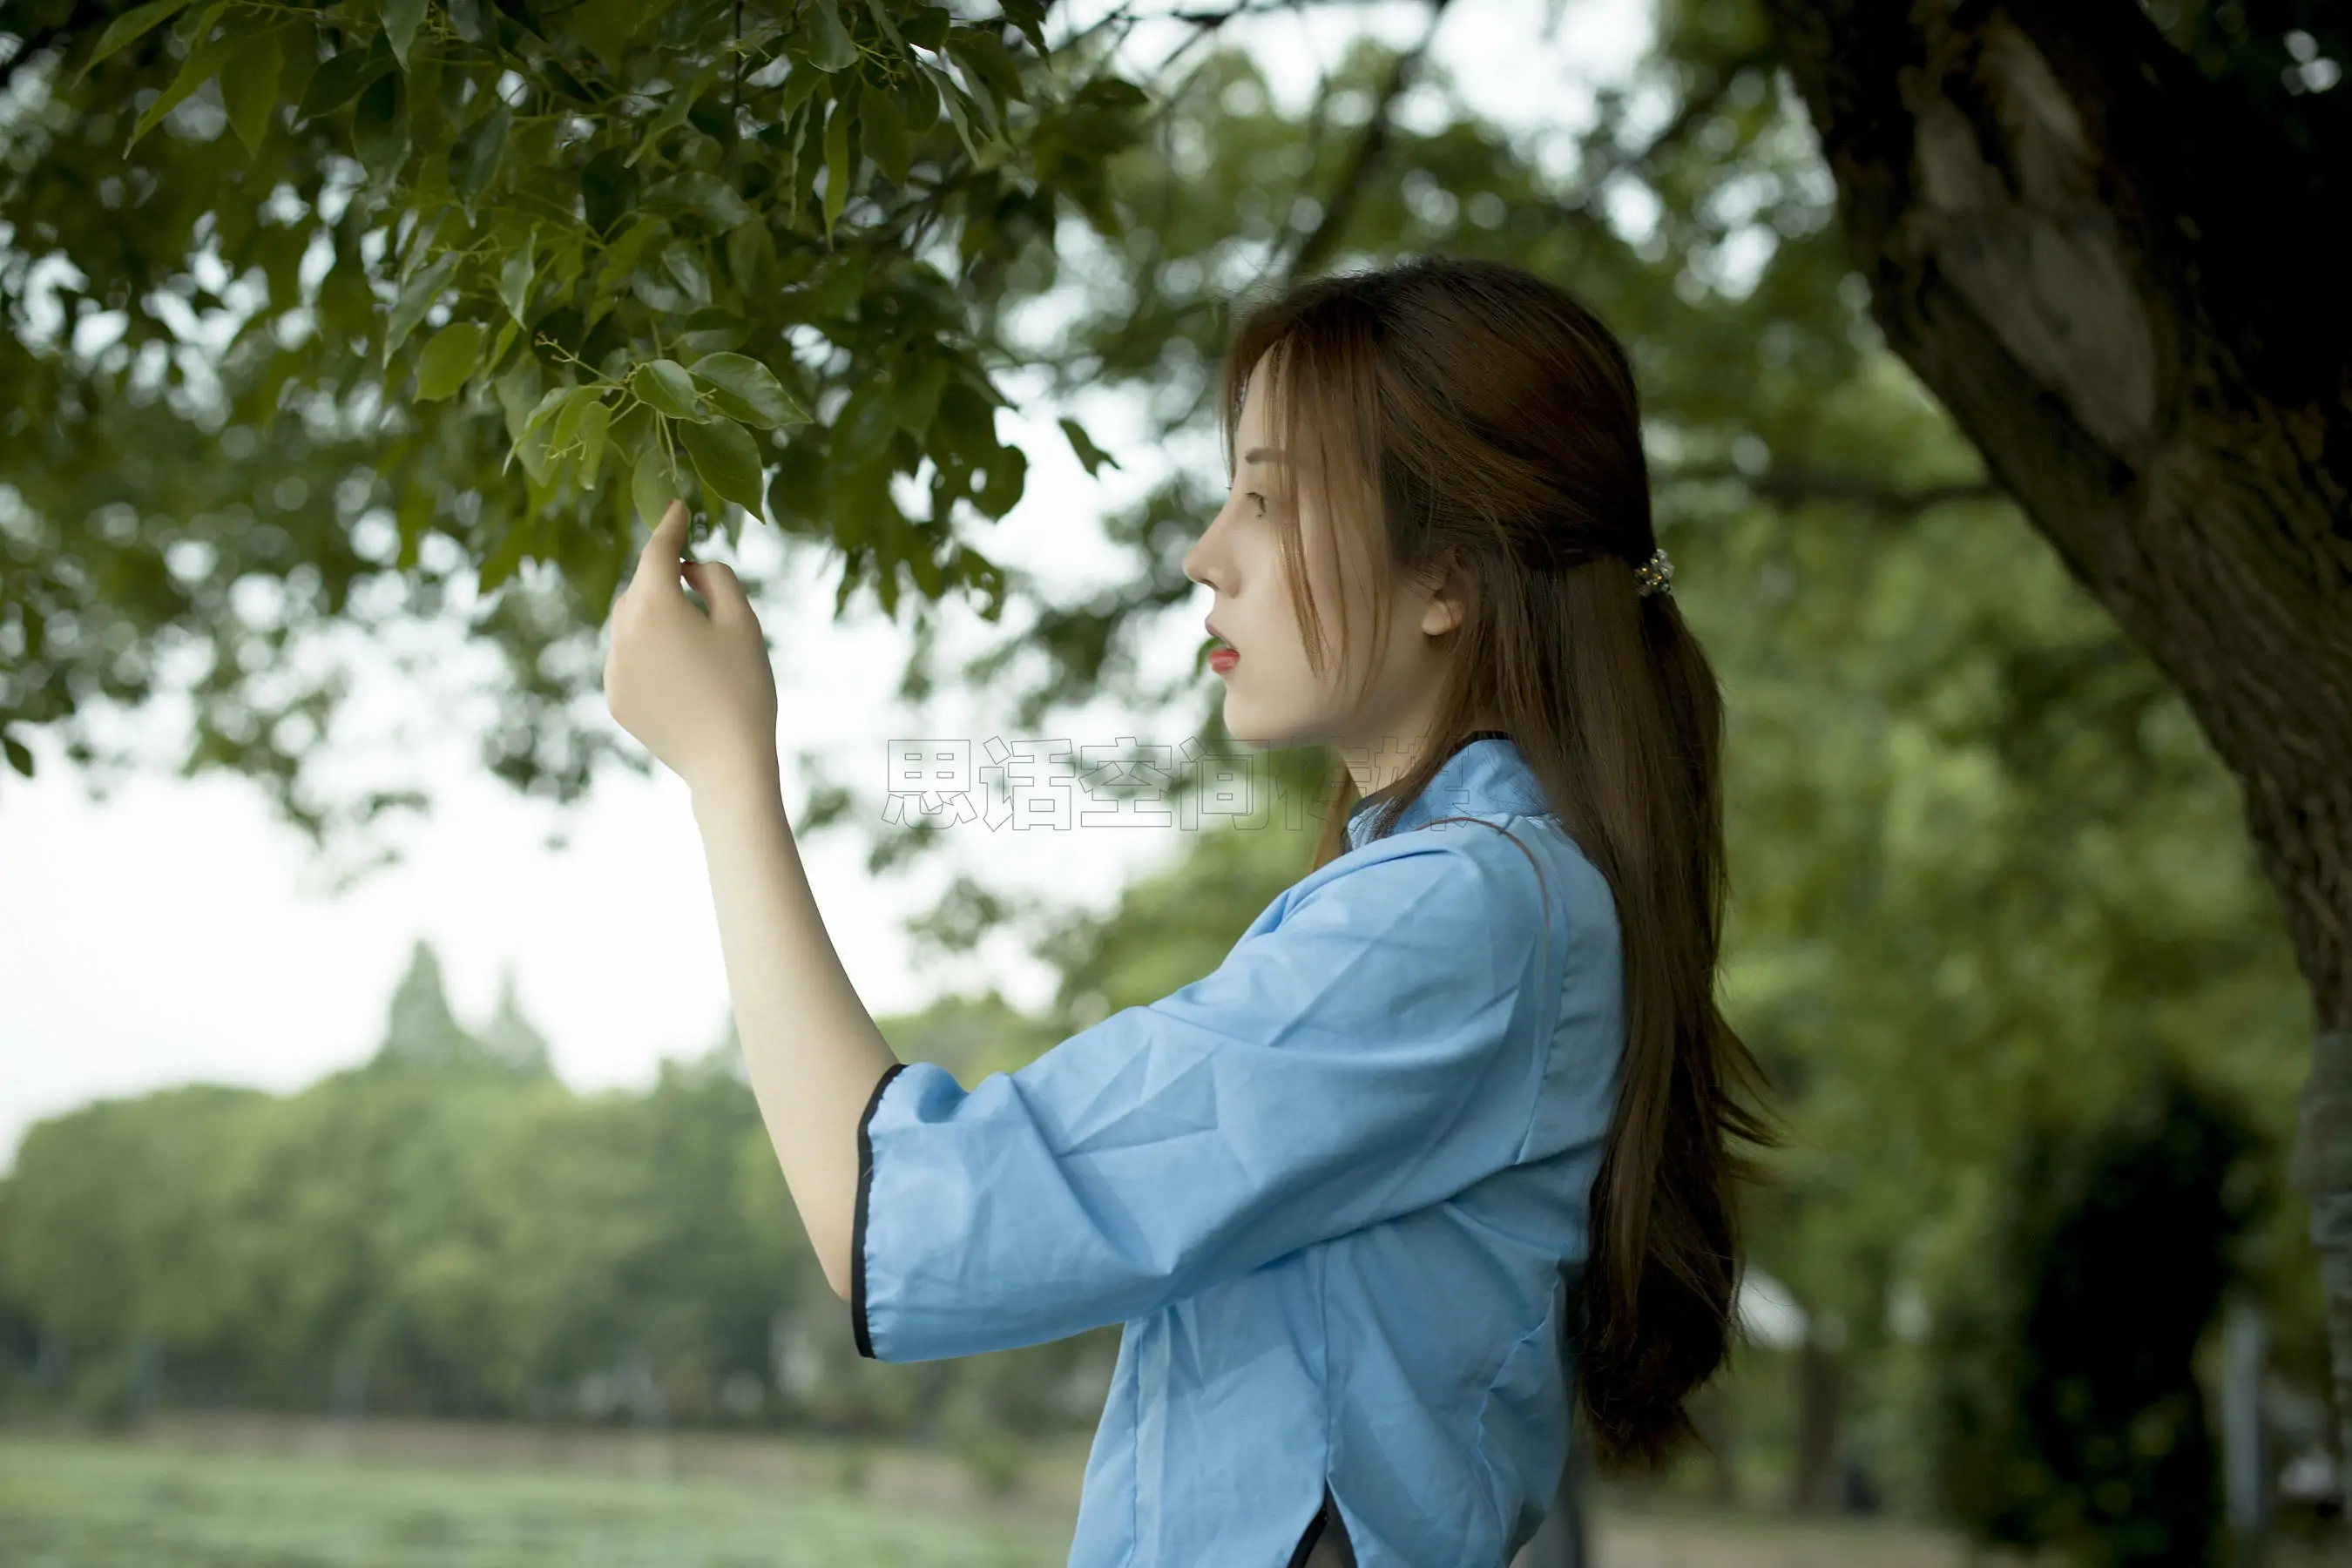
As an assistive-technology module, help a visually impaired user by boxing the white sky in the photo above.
[0,0,1654,1169]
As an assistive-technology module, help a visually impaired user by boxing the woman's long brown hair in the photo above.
[1218,255,1775,1470]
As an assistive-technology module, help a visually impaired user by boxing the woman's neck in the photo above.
[1344,718,1511,806]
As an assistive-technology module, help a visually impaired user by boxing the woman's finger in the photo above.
[638,497,689,581]
[679,559,744,624]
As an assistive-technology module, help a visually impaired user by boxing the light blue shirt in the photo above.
[852,734,1625,1568]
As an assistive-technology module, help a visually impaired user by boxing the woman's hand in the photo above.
[603,497,780,799]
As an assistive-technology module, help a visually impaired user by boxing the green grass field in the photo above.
[0,1436,1072,1568]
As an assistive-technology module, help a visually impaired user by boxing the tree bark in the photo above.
[1756,0,2352,1463]
[1510,1444,1589,1568]
[1790,1335,1842,1513]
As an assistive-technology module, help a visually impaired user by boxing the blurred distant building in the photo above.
[479,963,553,1076]
[371,940,551,1077]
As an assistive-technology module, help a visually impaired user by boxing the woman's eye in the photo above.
[1247,491,1268,516]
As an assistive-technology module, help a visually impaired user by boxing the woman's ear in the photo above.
[1417,551,1474,638]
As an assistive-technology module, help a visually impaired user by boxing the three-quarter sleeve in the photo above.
[852,835,1558,1362]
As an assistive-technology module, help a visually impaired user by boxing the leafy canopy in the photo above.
[0,0,1145,850]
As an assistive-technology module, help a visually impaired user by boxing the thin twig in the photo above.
[1654,463,2004,515]
[1277,0,1458,285]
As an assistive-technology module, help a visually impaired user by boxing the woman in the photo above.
[605,253,1773,1568]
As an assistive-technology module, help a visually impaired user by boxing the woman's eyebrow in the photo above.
[1241,446,1288,465]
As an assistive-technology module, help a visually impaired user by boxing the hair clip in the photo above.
[1633,545,1674,598]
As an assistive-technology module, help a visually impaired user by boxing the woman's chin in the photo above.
[1218,693,1317,752]
[1218,692,1269,747]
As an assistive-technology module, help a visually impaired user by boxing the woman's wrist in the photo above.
[687,750,786,820]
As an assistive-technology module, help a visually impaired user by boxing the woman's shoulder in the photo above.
[1301,809,1619,945]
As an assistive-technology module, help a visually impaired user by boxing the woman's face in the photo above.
[1185,355,1464,769]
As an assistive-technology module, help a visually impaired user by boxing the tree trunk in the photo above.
[1756,0,2352,1463]
[2221,1292,2274,1566]
[1692,1380,1738,1504]
[1790,1335,1842,1513]
[1510,1445,1589,1568]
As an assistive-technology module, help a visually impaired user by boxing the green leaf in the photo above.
[801,257,863,321]
[915,58,988,166]
[608,399,653,459]
[832,382,897,466]
[295,37,392,125]
[894,355,949,433]
[415,320,486,399]
[631,359,701,419]
[596,216,662,295]
[448,101,510,205]
[902,5,950,51]
[680,307,751,359]
[805,0,858,72]
[496,355,544,441]
[566,0,640,77]
[998,0,1049,57]
[632,442,686,530]
[949,27,1028,109]
[652,172,752,229]
[766,440,830,530]
[723,221,776,299]
[485,314,518,373]
[2,730,30,778]
[477,517,533,594]
[779,59,828,118]
[126,14,235,149]
[220,32,283,158]
[659,242,713,308]
[383,253,458,362]
[975,443,1026,518]
[781,90,822,229]
[821,95,853,242]
[514,418,557,485]
[628,65,715,166]
[628,260,691,314]
[522,384,573,435]
[861,0,906,54]
[574,398,612,486]
[446,0,489,44]
[499,226,538,327]
[81,0,197,79]
[860,81,911,187]
[170,0,220,45]
[680,416,767,517]
[1058,416,1120,476]
[930,50,1000,145]
[276,25,320,118]
[580,145,639,235]
[382,0,428,71]
[690,353,808,429]
[899,65,939,131]
[551,386,604,454]
[351,68,409,182]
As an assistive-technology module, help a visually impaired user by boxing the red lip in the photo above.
[1208,647,1240,673]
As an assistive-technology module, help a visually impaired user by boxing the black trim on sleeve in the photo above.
[850,1060,910,1360]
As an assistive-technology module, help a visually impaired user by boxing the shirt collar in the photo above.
[1343,731,1550,849]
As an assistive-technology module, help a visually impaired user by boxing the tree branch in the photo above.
[1533,47,1777,238]
[1279,0,1459,284]
[0,6,105,106]
[1653,463,2004,517]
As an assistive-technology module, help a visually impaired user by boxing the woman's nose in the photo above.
[1181,528,1217,591]
[1183,507,1233,591]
